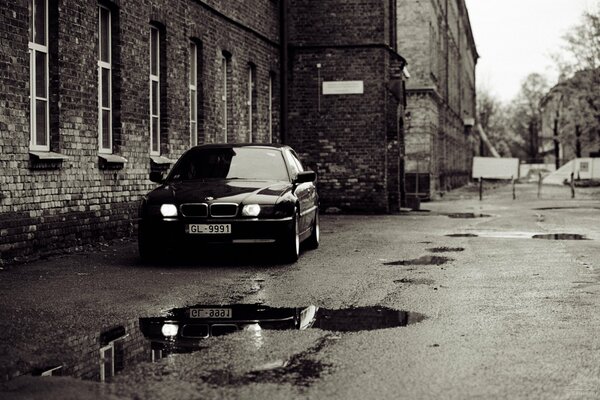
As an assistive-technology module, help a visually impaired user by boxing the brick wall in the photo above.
[0,0,279,263]
[287,0,406,212]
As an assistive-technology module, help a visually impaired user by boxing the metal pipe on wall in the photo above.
[279,0,289,144]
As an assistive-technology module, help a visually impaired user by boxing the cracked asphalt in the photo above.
[1,182,599,399]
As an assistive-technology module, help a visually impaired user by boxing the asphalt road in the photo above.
[1,183,599,399]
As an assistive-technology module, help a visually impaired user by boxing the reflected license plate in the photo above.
[186,224,231,234]
[189,308,232,319]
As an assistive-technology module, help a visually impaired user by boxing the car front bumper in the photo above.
[138,216,294,246]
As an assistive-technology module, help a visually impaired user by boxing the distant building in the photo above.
[540,69,600,167]
[396,0,478,199]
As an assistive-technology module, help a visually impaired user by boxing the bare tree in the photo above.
[511,73,549,162]
[476,88,524,158]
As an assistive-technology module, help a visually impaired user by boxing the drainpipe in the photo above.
[279,0,289,144]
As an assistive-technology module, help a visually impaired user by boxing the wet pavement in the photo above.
[1,182,600,399]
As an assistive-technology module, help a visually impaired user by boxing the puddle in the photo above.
[140,304,424,351]
[427,247,464,253]
[26,304,425,385]
[532,233,589,240]
[446,213,491,218]
[383,256,453,266]
[447,231,591,240]
[533,207,600,211]
[394,278,435,285]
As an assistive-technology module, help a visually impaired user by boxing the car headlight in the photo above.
[160,204,178,217]
[242,204,261,217]
[161,323,179,337]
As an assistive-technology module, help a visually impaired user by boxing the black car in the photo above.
[138,144,319,262]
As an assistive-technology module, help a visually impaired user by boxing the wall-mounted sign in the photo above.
[322,80,364,95]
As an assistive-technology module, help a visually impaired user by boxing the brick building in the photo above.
[396,0,478,199]
[0,0,418,262]
[0,0,281,262]
[286,0,408,212]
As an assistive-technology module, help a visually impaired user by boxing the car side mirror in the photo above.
[294,171,316,184]
[149,171,164,184]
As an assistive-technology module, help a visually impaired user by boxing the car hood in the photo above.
[147,179,292,205]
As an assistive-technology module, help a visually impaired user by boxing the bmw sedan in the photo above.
[138,144,319,262]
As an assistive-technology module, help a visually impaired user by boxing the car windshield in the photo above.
[168,147,290,182]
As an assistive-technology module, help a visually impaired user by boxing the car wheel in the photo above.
[304,210,320,250]
[280,210,300,263]
[138,226,159,262]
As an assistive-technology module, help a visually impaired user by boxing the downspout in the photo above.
[279,0,289,144]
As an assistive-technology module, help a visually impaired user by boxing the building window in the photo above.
[150,26,160,155]
[189,42,197,147]
[221,51,231,143]
[29,0,49,151]
[247,64,256,143]
[98,5,112,153]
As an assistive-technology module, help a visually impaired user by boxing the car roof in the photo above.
[189,143,290,151]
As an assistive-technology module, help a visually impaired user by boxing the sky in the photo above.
[464,0,597,103]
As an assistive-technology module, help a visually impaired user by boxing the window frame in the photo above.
[29,0,50,151]
[149,26,160,155]
[98,4,112,154]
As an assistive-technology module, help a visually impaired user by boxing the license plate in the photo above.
[186,224,231,234]
[189,308,232,319]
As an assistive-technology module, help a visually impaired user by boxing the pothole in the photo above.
[446,213,491,218]
[427,247,464,253]
[445,233,478,237]
[383,256,453,266]
[532,233,589,240]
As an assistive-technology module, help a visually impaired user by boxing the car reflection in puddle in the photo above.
[140,304,425,355]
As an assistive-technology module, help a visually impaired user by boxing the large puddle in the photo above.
[446,212,491,218]
[532,233,589,240]
[29,304,425,383]
[142,304,425,354]
[446,232,590,240]
[383,255,453,266]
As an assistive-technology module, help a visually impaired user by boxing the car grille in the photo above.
[181,324,209,338]
[210,203,238,217]
[180,203,208,217]
[211,324,238,336]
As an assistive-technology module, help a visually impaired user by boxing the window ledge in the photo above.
[29,151,69,170]
[99,154,127,170]
[99,154,128,163]
[29,151,70,161]
[150,155,175,165]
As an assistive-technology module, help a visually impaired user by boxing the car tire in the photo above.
[304,210,320,250]
[138,226,159,262]
[280,209,300,263]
